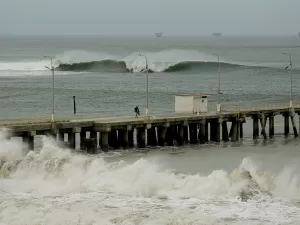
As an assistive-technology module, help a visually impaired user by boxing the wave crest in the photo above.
[56,60,244,73]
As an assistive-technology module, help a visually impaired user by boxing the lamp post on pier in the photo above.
[44,56,55,122]
[282,52,293,108]
[140,54,149,116]
[213,54,221,113]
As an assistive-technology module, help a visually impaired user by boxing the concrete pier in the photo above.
[284,113,289,136]
[269,115,274,138]
[231,121,238,142]
[108,130,119,149]
[118,129,129,149]
[58,132,64,143]
[240,122,244,139]
[290,115,298,137]
[23,133,34,154]
[147,127,157,146]
[177,125,185,145]
[189,124,198,144]
[222,121,229,142]
[210,121,216,142]
[2,105,300,152]
[166,126,174,146]
[100,132,109,152]
[216,120,222,143]
[183,126,189,143]
[137,127,146,148]
[158,126,167,146]
[80,130,86,149]
[253,116,259,140]
[199,121,206,144]
[68,133,76,149]
[259,114,267,140]
[128,130,134,148]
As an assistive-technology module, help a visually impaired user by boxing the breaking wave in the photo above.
[1,129,300,201]
[0,49,271,74]
[56,60,244,73]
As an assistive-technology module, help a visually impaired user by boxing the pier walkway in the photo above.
[1,104,300,153]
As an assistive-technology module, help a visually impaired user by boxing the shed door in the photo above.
[193,98,200,114]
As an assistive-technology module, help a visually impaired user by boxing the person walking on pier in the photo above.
[134,106,140,118]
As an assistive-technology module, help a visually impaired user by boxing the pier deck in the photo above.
[1,105,300,153]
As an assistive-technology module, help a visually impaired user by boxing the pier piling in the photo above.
[137,127,146,148]
[199,121,206,144]
[68,133,76,149]
[100,132,109,152]
[284,113,289,136]
[147,127,157,146]
[222,121,229,142]
[269,115,274,138]
[158,126,167,146]
[231,121,238,142]
[177,125,185,145]
[240,122,244,139]
[189,123,198,144]
[253,116,259,140]
[108,130,119,149]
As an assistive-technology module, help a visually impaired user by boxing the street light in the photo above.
[140,54,149,116]
[44,56,55,122]
[213,54,221,112]
[282,52,293,108]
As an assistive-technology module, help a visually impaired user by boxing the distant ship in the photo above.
[212,32,222,37]
[154,32,163,38]
[298,32,300,38]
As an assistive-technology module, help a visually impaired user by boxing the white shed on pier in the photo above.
[175,94,209,114]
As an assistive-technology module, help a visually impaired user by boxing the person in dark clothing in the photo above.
[134,106,140,118]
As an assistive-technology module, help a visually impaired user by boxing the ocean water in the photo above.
[1,35,300,225]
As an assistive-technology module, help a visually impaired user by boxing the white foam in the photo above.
[1,129,300,224]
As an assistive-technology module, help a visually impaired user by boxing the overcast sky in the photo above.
[1,0,299,36]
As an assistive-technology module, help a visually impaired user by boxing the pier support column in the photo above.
[236,121,240,141]
[101,132,109,152]
[80,130,86,150]
[216,119,222,143]
[231,121,238,142]
[210,121,216,142]
[240,122,244,139]
[284,113,289,136]
[290,111,298,137]
[137,127,146,148]
[58,133,64,143]
[177,125,185,146]
[222,121,229,142]
[253,116,259,140]
[68,133,76,149]
[199,120,206,144]
[166,126,175,146]
[108,130,119,149]
[158,123,169,146]
[147,127,157,146]
[183,125,189,143]
[269,115,275,138]
[189,123,198,144]
[128,130,134,148]
[205,123,209,143]
[23,131,35,155]
[118,129,129,149]
[259,114,267,140]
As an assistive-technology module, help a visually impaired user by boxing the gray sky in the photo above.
[1,0,299,36]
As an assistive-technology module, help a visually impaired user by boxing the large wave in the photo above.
[0,49,265,74]
[56,60,244,73]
